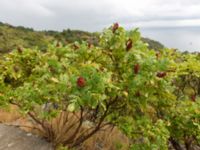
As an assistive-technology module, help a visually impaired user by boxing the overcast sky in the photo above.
[0,0,200,31]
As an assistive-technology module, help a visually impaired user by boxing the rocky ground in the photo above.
[0,124,53,150]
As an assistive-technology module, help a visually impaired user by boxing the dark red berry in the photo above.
[191,94,196,102]
[156,72,167,78]
[77,77,86,87]
[112,23,119,33]
[134,63,140,74]
[126,39,132,51]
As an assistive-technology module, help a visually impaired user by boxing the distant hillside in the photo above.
[0,22,164,53]
[45,29,99,45]
[0,23,52,53]
[142,37,164,51]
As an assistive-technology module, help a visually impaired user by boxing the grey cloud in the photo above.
[0,0,200,31]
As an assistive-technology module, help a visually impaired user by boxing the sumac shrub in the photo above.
[0,24,200,149]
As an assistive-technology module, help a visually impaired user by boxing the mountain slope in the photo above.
[0,22,164,53]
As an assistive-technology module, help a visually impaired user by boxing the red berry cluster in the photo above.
[191,94,196,102]
[112,23,119,33]
[77,77,86,87]
[126,39,133,51]
[156,72,167,78]
[134,63,140,74]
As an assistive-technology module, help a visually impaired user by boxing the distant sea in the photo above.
[140,26,200,52]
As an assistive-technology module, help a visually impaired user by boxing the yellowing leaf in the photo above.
[123,91,128,97]
[50,77,59,83]
[67,103,76,112]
